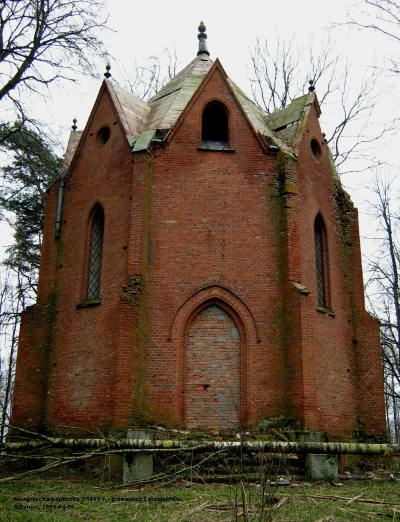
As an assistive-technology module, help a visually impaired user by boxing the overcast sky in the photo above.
[1,0,399,269]
[47,0,378,135]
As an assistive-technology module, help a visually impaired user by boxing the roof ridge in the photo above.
[149,54,214,103]
[105,79,151,138]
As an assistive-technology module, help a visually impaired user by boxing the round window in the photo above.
[311,139,321,159]
[96,126,111,146]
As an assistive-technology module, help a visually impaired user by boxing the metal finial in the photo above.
[104,63,111,79]
[308,79,315,93]
[197,21,210,57]
[72,118,77,131]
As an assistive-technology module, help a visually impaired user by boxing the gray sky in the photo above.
[1,0,399,272]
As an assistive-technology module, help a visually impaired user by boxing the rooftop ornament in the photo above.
[72,118,77,131]
[104,63,111,79]
[197,21,210,57]
[308,79,315,93]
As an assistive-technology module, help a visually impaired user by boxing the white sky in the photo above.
[48,0,379,137]
[1,0,399,275]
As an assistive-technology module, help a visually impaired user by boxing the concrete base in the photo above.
[85,454,123,473]
[305,453,338,481]
[123,430,154,484]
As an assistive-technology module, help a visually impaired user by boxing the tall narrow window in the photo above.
[314,214,330,309]
[202,101,229,149]
[87,205,104,300]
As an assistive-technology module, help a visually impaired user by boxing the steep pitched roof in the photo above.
[228,80,274,139]
[63,40,322,163]
[62,130,82,169]
[144,54,214,131]
[265,94,311,147]
[106,81,151,138]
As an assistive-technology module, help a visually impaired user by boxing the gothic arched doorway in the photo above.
[184,304,241,429]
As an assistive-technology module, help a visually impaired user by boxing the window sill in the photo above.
[76,298,102,309]
[197,145,235,152]
[316,306,335,317]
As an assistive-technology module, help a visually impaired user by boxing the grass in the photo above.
[0,471,400,521]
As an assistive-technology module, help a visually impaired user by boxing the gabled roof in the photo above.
[144,54,213,131]
[62,55,215,168]
[105,64,319,148]
[62,31,321,166]
[229,80,274,139]
[265,94,311,147]
[107,81,151,138]
[62,130,83,170]
[265,94,310,131]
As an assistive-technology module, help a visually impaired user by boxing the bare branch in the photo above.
[119,46,180,101]
[345,0,400,73]
[248,28,392,169]
[0,0,110,115]
[364,170,400,441]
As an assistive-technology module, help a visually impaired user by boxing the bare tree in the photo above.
[0,270,25,443]
[250,33,301,113]
[326,66,393,168]
[364,172,400,442]
[346,0,400,74]
[249,29,394,170]
[0,0,109,119]
[120,46,178,101]
[249,30,346,115]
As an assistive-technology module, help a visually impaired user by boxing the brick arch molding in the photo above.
[170,285,259,427]
[170,285,259,344]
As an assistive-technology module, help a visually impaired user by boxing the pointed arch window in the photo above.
[201,101,230,150]
[87,205,104,300]
[314,214,330,309]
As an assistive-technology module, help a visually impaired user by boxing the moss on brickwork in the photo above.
[131,144,154,425]
[332,182,355,299]
[333,183,354,247]
[39,290,58,433]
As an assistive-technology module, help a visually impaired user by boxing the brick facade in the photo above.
[11,47,387,440]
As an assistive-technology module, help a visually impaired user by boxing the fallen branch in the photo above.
[338,475,384,481]
[0,445,111,484]
[307,494,400,507]
[340,507,400,519]
[3,437,400,456]
[345,492,365,506]
[102,448,230,489]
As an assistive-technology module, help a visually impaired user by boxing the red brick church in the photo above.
[12,23,386,439]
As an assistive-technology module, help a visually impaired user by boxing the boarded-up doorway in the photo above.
[185,304,241,429]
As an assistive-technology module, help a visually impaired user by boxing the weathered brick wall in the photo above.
[11,184,60,430]
[350,210,386,436]
[12,87,136,432]
[140,64,286,427]
[276,152,305,425]
[293,100,386,437]
[44,88,135,430]
[293,104,359,436]
[11,67,386,439]
[185,304,241,429]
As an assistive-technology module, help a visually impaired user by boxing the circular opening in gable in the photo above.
[96,126,110,146]
[311,139,321,159]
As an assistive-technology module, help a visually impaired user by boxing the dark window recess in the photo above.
[88,207,104,300]
[311,138,321,159]
[202,102,229,149]
[314,214,329,309]
[97,126,110,146]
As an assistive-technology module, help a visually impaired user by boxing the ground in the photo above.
[0,462,399,521]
